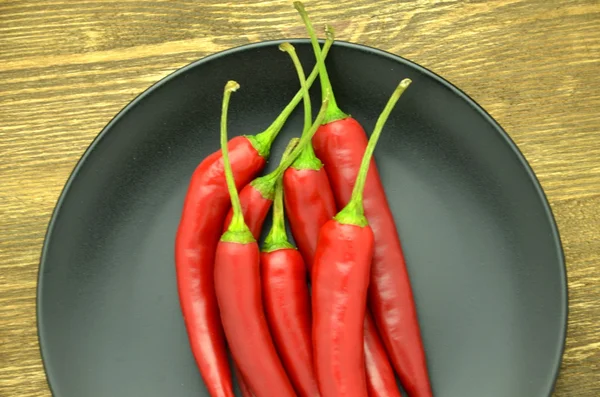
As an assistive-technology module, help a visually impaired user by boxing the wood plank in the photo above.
[1,0,599,395]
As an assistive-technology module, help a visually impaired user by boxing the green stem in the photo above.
[275,95,328,175]
[291,142,321,171]
[250,96,330,199]
[280,41,321,171]
[335,79,412,227]
[280,42,311,136]
[281,138,301,163]
[262,179,295,252]
[294,1,348,124]
[251,42,329,199]
[220,81,255,244]
[247,33,335,157]
[251,137,298,198]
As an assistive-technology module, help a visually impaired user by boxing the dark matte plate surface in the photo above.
[38,40,566,397]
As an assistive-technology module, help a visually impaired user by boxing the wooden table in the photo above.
[1,0,598,395]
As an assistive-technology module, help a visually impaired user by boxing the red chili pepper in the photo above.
[222,35,335,240]
[292,198,401,397]
[253,43,330,395]
[227,42,322,397]
[214,81,328,397]
[311,78,411,397]
[296,3,432,396]
[175,134,265,397]
[213,81,294,397]
[274,20,401,396]
[282,160,336,273]
[175,37,333,397]
[284,183,400,397]
[261,179,319,397]
[364,312,401,397]
[282,26,337,273]
[258,44,327,390]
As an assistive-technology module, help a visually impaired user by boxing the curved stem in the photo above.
[251,138,298,199]
[335,79,412,227]
[220,81,255,243]
[274,97,329,178]
[250,33,335,156]
[349,79,412,205]
[250,97,330,199]
[280,41,320,171]
[294,1,348,124]
[262,179,295,252]
[280,137,301,164]
[280,42,311,136]
[264,42,330,182]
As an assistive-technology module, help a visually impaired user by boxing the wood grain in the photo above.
[1,0,598,395]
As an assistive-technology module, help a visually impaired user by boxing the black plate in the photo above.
[38,40,567,397]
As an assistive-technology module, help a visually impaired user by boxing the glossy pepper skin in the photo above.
[257,42,326,397]
[283,167,336,271]
[214,81,295,397]
[222,184,272,239]
[285,168,401,397]
[312,221,373,397]
[314,120,431,397]
[364,312,401,397]
[215,242,295,397]
[292,22,412,391]
[295,2,431,395]
[222,138,299,240]
[312,118,367,204]
[175,136,265,397]
[261,248,319,397]
[283,158,397,397]
[307,77,413,397]
[281,26,337,274]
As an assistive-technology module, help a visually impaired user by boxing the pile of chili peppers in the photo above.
[175,2,432,397]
